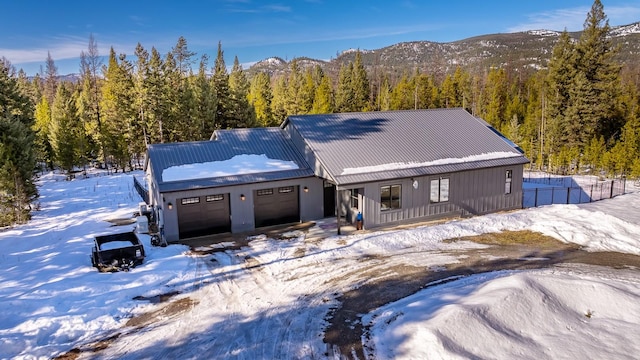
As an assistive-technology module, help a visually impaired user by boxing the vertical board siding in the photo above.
[361,165,524,229]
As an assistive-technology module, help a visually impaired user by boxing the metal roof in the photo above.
[283,108,529,185]
[147,127,314,192]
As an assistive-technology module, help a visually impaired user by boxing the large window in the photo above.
[350,188,362,209]
[430,178,449,203]
[505,170,513,194]
[381,185,401,210]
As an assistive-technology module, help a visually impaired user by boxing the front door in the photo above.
[323,182,336,217]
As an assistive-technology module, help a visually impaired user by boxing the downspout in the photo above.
[336,185,341,235]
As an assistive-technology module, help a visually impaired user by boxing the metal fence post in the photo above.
[535,188,538,207]
[610,180,614,198]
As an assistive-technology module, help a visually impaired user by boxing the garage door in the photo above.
[254,186,299,228]
[177,193,231,239]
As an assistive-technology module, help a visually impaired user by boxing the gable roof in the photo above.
[283,108,529,185]
[146,127,314,192]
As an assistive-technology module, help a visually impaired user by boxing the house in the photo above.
[145,108,529,243]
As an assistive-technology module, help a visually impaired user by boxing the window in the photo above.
[505,170,513,194]
[206,194,224,202]
[380,185,401,210]
[181,197,200,205]
[430,178,450,203]
[278,186,294,193]
[257,189,274,196]
[350,188,361,209]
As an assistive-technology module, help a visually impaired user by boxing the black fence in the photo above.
[523,177,626,208]
[133,176,149,204]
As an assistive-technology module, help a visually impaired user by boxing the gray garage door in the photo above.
[177,193,231,239]
[254,186,299,228]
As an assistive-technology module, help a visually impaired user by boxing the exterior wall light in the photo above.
[167,202,173,210]
[240,194,246,201]
[303,186,309,193]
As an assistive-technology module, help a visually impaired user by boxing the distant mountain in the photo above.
[248,21,640,78]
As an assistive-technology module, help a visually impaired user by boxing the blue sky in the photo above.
[2,0,639,76]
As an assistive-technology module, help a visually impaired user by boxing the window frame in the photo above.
[350,188,360,209]
[278,186,294,193]
[181,197,200,205]
[206,194,224,202]
[430,177,450,203]
[380,184,402,211]
[505,169,513,195]
[256,188,274,196]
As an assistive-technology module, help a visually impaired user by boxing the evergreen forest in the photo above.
[1,0,639,227]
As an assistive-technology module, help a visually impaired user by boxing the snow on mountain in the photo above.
[526,29,561,37]
[611,22,640,37]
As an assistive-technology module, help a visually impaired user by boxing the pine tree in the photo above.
[335,62,354,112]
[352,51,370,111]
[100,48,136,171]
[271,75,288,124]
[162,51,181,141]
[285,59,304,116]
[77,34,104,167]
[483,67,508,128]
[300,68,317,114]
[33,97,54,170]
[390,73,414,110]
[311,72,334,114]
[248,72,274,126]
[211,42,233,128]
[575,0,622,142]
[0,59,38,225]
[172,36,195,76]
[133,43,150,150]
[191,54,218,138]
[228,56,255,128]
[170,37,197,141]
[50,83,81,173]
[146,47,168,143]
[43,52,58,105]
[414,71,436,110]
[545,30,577,159]
[375,74,391,111]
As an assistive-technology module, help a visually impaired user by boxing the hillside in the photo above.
[248,21,640,77]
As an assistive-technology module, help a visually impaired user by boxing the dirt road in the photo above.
[324,233,640,359]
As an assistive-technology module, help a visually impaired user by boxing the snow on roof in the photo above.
[162,154,299,182]
[341,151,522,176]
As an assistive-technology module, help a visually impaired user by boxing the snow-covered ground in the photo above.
[0,170,639,359]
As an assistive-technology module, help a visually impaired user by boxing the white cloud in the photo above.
[507,5,640,33]
[0,36,132,67]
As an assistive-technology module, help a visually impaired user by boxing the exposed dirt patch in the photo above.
[293,247,306,258]
[324,231,640,359]
[126,297,197,328]
[133,290,181,303]
[56,297,196,359]
[53,333,121,360]
[452,230,574,248]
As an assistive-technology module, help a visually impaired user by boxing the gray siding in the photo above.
[353,165,523,229]
[160,177,323,242]
[283,121,335,182]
